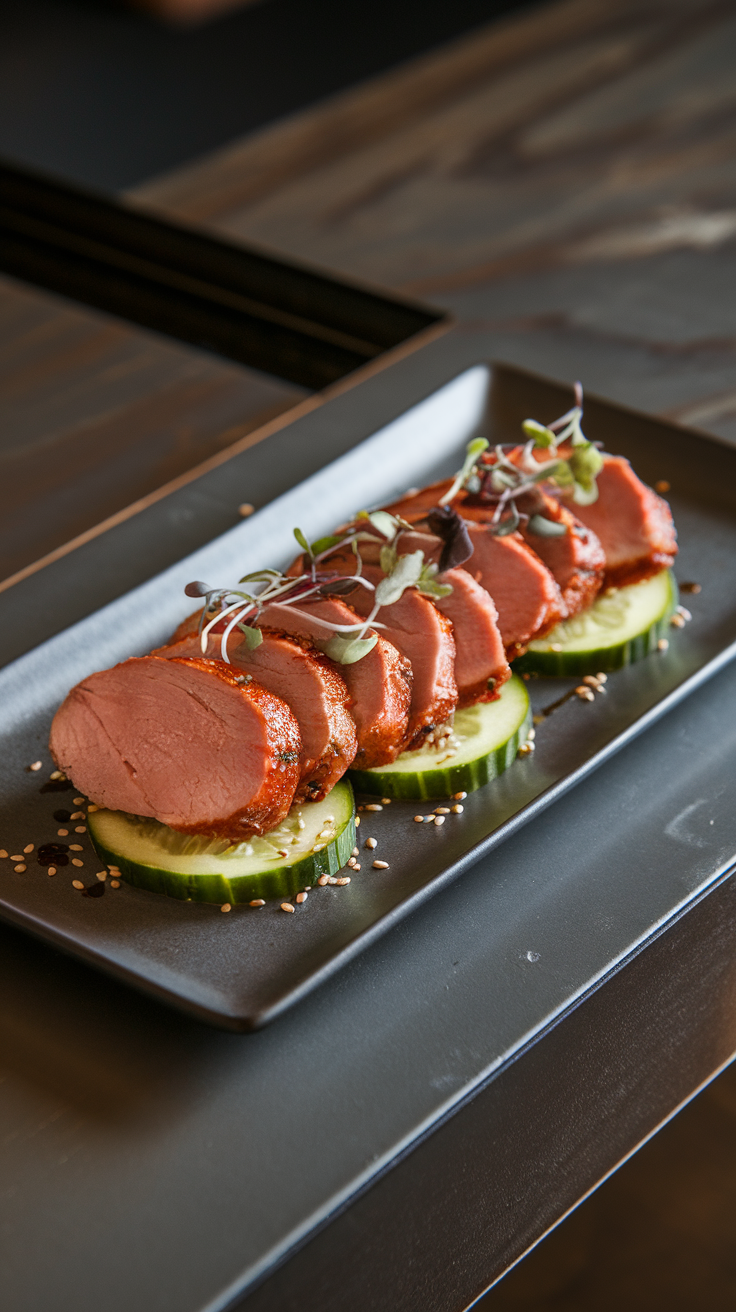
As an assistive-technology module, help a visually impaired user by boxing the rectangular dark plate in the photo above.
[1,362,734,1030]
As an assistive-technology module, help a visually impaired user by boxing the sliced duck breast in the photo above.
[566,454,677,588]
[382,487,565,656]
[256,599,412,769]
[156,628,357,803]
[292,548,457,748]
[365,528,510,707]
[49,655,301,840]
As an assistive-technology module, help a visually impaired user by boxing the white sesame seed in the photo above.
[87,804,99,812]
[0,850,7,859]
[658,638,670,652]
[221,903,232,913]
[434,815,445,826]
[69,844,83,852]
[451,804,464,814]
[365,837,377,849]
[595,672,608,682]
[28,761,42,772]
[414,815,424,823]
[423,815,434,822]
[107,865,120,872]
[110,880,121,888]
[373,860,389,869]
[72,879,84,890]
[435,807,450,815]
[57,828,69,837]
[49,770,62,780]
[670,613,685,628]
[296,892,308,904]
[23,843,34,853]
[47,866,57,876]
[575,686,595,701]
[334,876,350,886]
[380,798,392,805]
[453,792,467,800]
[70,811,84,821]
[14,864,26,873]
[353,863,361,871]
[678,606,692,621]
[10,855,23,861]
[364,803,383,811]
[354,816,360,827]
[74,826,87,834]
[249,899,265,907]
[73,799,85,806]
[318,874,329,886]
[527,728,536,740]
[281,902,295,913]
[352,847,359,857]
[72,859,84,868]
[96,871,107,881]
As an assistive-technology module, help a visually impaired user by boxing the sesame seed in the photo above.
[221,903,232,913]
[678,606,692,622]
[318,874,329,886]
[72,880,84,890]
[69,844,83,852]
[423,815,434,822]
[380,798,392,805]
[74,826,87,834]
[249,899,265,907]
[70,811,84,821]
[595,673,608,682]
[10,855,23,861]
[110,880,121,888]
[23,843,34,853]
[575,686,595,701]
[57,828,69,837]
[28,761,42,772]
[655,479,670,494]
[281,902,295,913]
[373,860,389,869]
[354,816,360,827]
[527,728,536,740]
[238,503,255,518]
[49,770,62,780]
[14,864,26,873]
[87,804,99,812]
[365,837,377,849]
[453,792,467,801]
[352,847,359,857]
[414,815,424,823]
[107,865,120,872]
[434,816,445,826]
[582,675,600,688]
[364,803,383,811]
[297,818,306,830]
[47,866,56,876]
[658,638,670,652]
[96,871,107,881]
[451,804,464,814]
[72,858,84,868]
[296,892,308,904]
[0,850,7,859]
[680,582,701,595]
[670,613,685,628]
[73,798,85,806]
[347,858,357,868]
[435,807,450,815]
[335,876,351,886]
[353,863,361,871]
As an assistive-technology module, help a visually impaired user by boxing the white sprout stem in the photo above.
[200,597,255,651]
[220,605,255,661]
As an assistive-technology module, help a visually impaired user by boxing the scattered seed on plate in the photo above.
[318,874,329,886]
[658,638,670,652]
[373,860,389,869]
[365,837,377,849]
[69,844,83,852]
[413,815,424,823]
[96,871,107,881]
[28,761,42,772]
[434,816,445,827]
[49,770,62,780]
[352,847,359,857]
[87,804,99,813]
[107,864,120,871]
[57,828,69,837]
[353,863,361,871]
[296,892,308,904]
[655,479,670,493]
[74,826,87,834]
[110,880,121,888]
[47,867,57,876]
[354,816,360,827]
[10,855,23,861]
[0,850,7,859]
[23,843,34,853]
[680,582,701,595]
[238,503,255,518]
[335,876,350,886]
[670,613,685,628]
[72,858,84,868]
[220,903,232,913]
[72,880,84,890]
[281,902,295,913]
[451,804,464,814]
[70,811,84,821]
[250,898,265,907]
[453,792,467,801]
[73,798,85,806]
[380,798,392,805]
[14,864,26,873]
[364,803,383,811]
[435,807,450,815]
[575,686,595,702]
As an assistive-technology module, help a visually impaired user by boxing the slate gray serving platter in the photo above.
[1,361,735,1030]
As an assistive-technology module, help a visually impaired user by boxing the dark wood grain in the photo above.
[135,0,736,438]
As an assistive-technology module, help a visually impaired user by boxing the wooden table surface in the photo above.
[135,0,736,442]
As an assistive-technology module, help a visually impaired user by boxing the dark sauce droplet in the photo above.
[53,809,72,822]
[40,779,73,793]
[37,842,70,867]
[83,881,105,898]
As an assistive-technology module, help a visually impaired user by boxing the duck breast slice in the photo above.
[568,454,677,588]
[156,629,357,803]
[369,529,510,708]
[298,551,457,749]
[257,599,412,769]
[383,483,566,656]
[517,492,605,617]
[49,655,301,840]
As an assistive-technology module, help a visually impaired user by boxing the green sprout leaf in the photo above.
[324,633,379,665]
[293,527,311,557]
[375,550,424,607]
[310,534,345,556]
[527,513,568,537]
[379,542,397,577]
[366,510,399,540]
[236,625,264,651]
[522,419,557,448]
[439,436,490,505]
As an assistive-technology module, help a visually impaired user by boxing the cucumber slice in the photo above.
[349,674,531,799]
[514,570,678,677]
[87,781,355,904]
